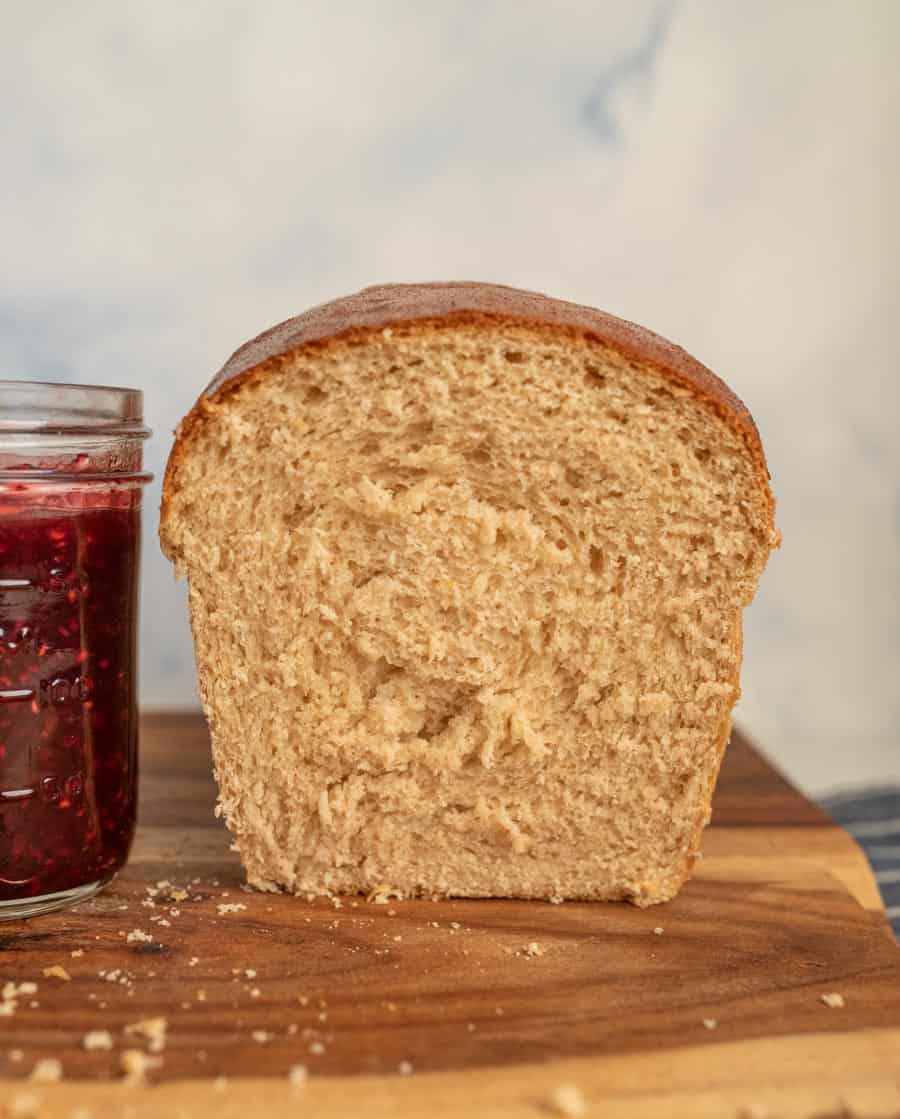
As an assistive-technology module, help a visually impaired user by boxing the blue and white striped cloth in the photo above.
[823,787,900,937]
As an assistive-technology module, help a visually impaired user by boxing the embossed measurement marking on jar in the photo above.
[0,681,94,706]
[0,774,85,804]
[39,676,93,706]
[0,787,35,801]
[0,688,34,703]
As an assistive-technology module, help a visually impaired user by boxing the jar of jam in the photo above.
[0,382,150,920]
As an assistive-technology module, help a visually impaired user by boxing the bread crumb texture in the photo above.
[161,297,776,906]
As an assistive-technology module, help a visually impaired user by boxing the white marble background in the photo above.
[1,1,897,795]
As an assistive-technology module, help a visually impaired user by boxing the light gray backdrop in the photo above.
[2,1,897,794]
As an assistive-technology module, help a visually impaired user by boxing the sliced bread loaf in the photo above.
[160,282,778,905]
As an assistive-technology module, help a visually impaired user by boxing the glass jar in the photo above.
[0,382,151,920]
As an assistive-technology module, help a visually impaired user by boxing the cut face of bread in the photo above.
[160,283,777,905]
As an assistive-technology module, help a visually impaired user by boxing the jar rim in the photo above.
[0,381,150,437]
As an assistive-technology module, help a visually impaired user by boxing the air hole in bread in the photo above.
[584,364,607,388]
[467,444,492,464]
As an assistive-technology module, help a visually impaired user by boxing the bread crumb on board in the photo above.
[83,1029,114,1051]
[1,981,38,1018]
[702,1017,718,1030]
[4,982,37,996]
[2,981,37,1010]
[820,991,845,1008]
[29,1057,63,1083]
[124,1016,168,1053]
[120,1049,162,1086]
[251,1030,271,1044]
[653,926,664,936]
[217,902,247,915]
[398,1059,414,1075]
[544,1082,587,1117]
[71,948,85,958]
[523,942,544,958]
[126,929,154,945]
[366,886,392,904]
[288,1064,308,1086]
[42,965,71,981]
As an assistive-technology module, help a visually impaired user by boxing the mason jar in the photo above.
[0,382,151,919]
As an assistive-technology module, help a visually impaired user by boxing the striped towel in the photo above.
[822,787,900,936]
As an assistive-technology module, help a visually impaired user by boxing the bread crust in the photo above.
[160,282,775,540]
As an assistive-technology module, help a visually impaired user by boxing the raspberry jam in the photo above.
[0,382,150,920]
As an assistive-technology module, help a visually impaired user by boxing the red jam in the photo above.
[0,477,142,904]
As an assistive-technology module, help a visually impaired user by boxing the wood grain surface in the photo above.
[0,715,898,1119]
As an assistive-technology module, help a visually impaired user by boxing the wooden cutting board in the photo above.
[1,715,898,1119]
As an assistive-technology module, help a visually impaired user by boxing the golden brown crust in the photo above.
[161,281,775,553]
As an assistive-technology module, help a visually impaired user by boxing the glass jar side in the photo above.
[0,383,150,919]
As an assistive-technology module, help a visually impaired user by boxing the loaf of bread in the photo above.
[160,282,778,906]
